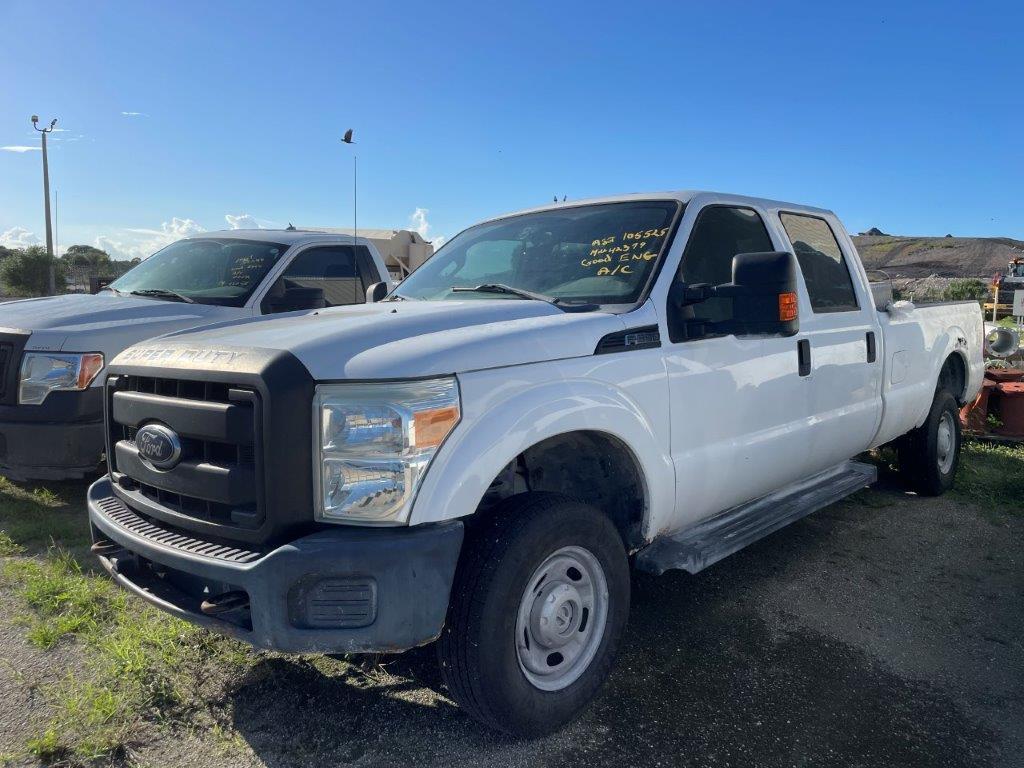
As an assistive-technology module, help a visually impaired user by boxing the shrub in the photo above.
[0,246,65,296]
[943,278,989,302]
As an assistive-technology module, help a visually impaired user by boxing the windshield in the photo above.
[110,238,289,306]
[394,200,680,308]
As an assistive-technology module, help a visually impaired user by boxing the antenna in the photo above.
[342,129,357,247]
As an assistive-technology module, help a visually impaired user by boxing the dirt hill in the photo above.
[852,234,1024,279]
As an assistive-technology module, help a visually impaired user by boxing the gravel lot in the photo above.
[1,476,1021,768]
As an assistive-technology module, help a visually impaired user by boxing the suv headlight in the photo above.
[19,352,105,405]
[313,377,461,524]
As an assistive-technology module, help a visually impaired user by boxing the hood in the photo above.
[0,293,238,352]
[116,299,629,379]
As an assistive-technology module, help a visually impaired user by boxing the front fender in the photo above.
[409,372,674,539]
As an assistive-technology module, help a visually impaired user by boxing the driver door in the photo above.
[663,204,813,531]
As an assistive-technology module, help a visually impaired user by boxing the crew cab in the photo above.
[86,191,983,735]
[0,230,390,480]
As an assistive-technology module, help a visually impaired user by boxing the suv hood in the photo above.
[0,293,238,352]
[115,300,629,379]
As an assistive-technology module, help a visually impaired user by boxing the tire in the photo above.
[898,389,961,496]
[437,492,630,736]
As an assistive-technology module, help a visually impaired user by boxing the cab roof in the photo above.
[481,190,835,225]
[182,229,375,248]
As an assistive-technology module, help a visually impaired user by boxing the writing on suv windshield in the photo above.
[109,238,288,307]
[394,200,680,308]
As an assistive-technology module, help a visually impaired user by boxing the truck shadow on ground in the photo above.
[228,487,1002,768]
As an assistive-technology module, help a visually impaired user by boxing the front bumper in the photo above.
[88,477,464,653]
[0,388,105,481]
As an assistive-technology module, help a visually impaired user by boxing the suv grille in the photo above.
[0,343,12,402]
[107,374,263,537]
[0,331,30,406]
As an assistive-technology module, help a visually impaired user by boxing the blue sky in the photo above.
[2,0,1022,259]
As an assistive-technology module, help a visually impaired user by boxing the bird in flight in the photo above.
[342,129,355,144]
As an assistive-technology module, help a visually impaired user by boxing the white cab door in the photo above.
[662,204,812,532]
[774,211,882,472]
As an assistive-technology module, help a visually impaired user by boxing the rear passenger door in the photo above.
[777,212,882,471]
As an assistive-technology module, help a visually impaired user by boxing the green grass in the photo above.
[953,440,1024,516]
[0,476,93,555]
[0,474,260,763]
[0,547,255,762]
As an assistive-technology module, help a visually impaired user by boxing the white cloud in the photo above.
[95,217,205,261]
[121,111,148,117]
[0,226,41,249]
[409,207,446,247]
[225,213,262,230]
[2,145,40,153]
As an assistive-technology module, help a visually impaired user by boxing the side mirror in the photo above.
[670,251,799,338]
[722,251,800,336]
[365,282,389,303]
[266,286,326,314]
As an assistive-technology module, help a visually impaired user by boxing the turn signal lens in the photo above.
[77,354,105,389]
[412,405,460,449]
[778,292,798,322]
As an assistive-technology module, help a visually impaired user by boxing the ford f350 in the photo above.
[0,230,390,481]
[86,191,983,735]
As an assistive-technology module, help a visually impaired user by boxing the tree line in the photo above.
[0,244,141,297]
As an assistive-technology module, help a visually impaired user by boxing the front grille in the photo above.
[107,374,263,537]
[0,342,17,404]
[0,345,10,399]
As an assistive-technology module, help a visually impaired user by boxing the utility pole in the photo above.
[32,115,58,294]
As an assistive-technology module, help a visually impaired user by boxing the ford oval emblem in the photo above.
[135,423,183,470]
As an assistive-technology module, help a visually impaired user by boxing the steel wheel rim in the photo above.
[936,411,957,475]
[515,545,609,692]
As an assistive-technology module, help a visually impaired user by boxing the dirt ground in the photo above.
[1,477,1021,768]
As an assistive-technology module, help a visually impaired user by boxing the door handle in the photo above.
[866,331,877,363]
[798,339,811,376]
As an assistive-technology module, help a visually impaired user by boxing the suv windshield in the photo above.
[394,200,680,308]
[109,238,289,306]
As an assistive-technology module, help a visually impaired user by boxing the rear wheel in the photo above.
[437,492,630,736]
[898,389,961,496]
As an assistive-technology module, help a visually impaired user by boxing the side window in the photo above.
[779,213,859,313]
[675,206,774,328]
[264,246,367,311]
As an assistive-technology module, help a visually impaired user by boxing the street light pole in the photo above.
[32,115,58,295]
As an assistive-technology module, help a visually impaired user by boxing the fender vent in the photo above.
[595,325,661,355]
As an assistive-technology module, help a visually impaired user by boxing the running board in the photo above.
[636,460,877,575]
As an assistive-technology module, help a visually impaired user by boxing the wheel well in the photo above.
[937,353,967,404]
[478,431,647,550]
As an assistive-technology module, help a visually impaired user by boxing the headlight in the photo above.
[19,352,105,405]
[314,378,461,524]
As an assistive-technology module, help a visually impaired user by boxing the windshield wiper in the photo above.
[129,288,195,304]
[450,283,596,312]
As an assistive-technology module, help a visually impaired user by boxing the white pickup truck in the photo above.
[0,230,390,480]
[87,191,983,736]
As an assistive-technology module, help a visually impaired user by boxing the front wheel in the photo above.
[437,493,630,736]
[898,389,961,496]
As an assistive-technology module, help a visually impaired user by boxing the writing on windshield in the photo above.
[395,201,680,307]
